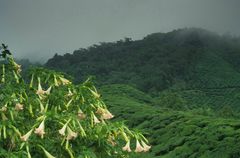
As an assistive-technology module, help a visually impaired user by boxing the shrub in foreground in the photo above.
[0,44,150,158]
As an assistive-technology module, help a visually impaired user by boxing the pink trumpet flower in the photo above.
[36,82,45,95]
[101,109,114,120]
[20,129,33,141]
[122,141,131,152]
[141,140,151,152]
[96,107,114,120]
[58,124,68,136]
[36,82,51,96]
[15,103,24,111]
[58,120,70,136]
[135,140,144,153]
[34,120,45,138]
[66,127,78,140]
[93,114,100,124]
[45,86,52,95]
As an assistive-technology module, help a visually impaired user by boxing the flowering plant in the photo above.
[0,44,150,158]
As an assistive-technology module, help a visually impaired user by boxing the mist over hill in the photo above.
[46,28,240,91]
[45,28,240,113]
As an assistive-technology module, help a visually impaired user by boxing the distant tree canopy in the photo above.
[45,28,240,93]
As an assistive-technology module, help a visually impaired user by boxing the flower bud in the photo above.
[20,129,33,141]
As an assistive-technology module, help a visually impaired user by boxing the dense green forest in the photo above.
[46,28,240,92]
[46,28,240,110]
[44,28,240,157]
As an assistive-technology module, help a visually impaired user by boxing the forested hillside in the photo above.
[46,28,240,111]
[46,28,240,93]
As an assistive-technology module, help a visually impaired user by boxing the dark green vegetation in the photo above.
[101,84,240,158]
[0,46,150,158]
[46,28,240,92]
[46,28,240,111]
[45,28,240,157]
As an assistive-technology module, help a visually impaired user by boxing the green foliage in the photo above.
[4,28,240,157]
[154,92,186,110]
[45,28,240,109]
[0,46,150,157]
[101,84,240,157]
[44,28,240,157]
[46,28,215,92]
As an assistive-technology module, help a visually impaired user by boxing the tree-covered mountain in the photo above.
[46,28,240,93]
[45,28,240,112]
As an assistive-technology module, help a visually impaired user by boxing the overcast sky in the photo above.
[0,0,240,62]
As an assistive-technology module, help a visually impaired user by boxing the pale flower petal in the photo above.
[34,120,45,138]
[93,114,100,124]
[36,82,45,95]
[58,120,71,136]
[135,140,144,153]
[20,129,33,141]
[45,86,52,95]
[15,103,24,111]
[66,127,78,140]
[141,140,151,152]
[36,82,51,96]
[58,124,68,136]
[122,141,131,152]
[101,109,114,120]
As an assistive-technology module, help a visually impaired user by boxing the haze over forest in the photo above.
[1,0,240,62]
